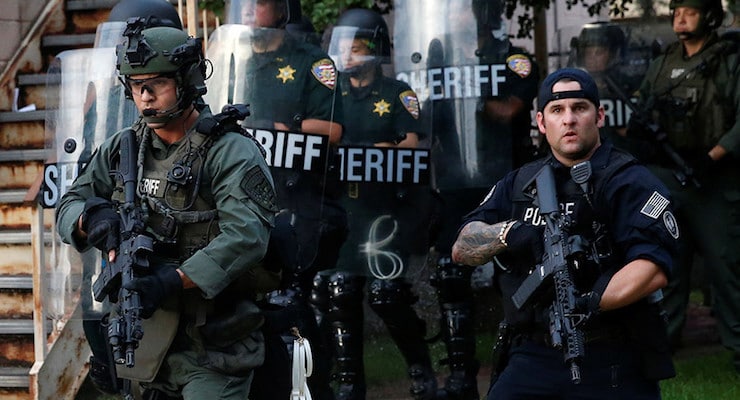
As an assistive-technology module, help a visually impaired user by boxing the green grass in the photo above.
[364,332,739,400]
[661,348,739,400]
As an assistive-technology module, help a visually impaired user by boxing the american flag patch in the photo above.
[399,90,420,119]
[311,59,336,89]
[640,191,669,219]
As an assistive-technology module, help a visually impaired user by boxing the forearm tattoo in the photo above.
[452,220,509,266]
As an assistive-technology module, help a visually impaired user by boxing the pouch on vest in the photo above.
[115,298,180,382]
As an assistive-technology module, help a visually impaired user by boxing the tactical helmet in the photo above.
[472,0,505,35]
[226,0,301,28]
[333,8,391,60]
[117,24,206,111]
[575,22,626,68]
[109,0,183,29]
[669,0,724,31]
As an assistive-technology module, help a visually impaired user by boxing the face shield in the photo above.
[328,26,378,75]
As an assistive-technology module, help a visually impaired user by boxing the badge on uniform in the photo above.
[312,59,337,90]
[399,90,420,119]
[373,99,391,117]
[276,65,296,83]
[506,54,532,78]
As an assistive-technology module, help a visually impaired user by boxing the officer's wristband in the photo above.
[498,220,519,248]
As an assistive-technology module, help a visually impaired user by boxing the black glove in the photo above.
[692,153,715,178]
[81,197,121,252]
[504,221,545,268]
[122,266,182,319]
[574,291,602,319]
[626,114,653,139]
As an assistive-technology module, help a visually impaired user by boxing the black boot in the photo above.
[327,272,367,400]
[369,278,437,400]
[431,259,480,400]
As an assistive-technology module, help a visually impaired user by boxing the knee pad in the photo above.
[328,271,365,319]
[431,257,473,303]
[368,278,417,306]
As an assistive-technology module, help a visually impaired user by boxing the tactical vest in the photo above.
[650,37,737,154]
[497,149,636,327]
[111,123,219,262]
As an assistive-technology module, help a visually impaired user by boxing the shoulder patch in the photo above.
[241,166,278,212]
[640,191,669,219]
[311,59,337,90]
[663,210,680,239]
[506,54,532,78]
[480,184,496,206]
[399,90,420,119]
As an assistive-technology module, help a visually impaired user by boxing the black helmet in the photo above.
[574,22,626,68]
[669,0,724,34]
[334,8,391,60]
[286,16,320,46]
[227,0,301,28]
[472,0,505,34]
[116,23,207,122]
[109,0,183,29]
[328,8,390,75]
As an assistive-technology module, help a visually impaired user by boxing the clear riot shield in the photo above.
[41,47,129,326]
[205,1,339,284]
[394,0,529,192]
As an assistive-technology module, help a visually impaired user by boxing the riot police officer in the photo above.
[570,22,646,157]
[205,1,344,398]
[393,1,539,398]
[318,8,436,400]
[454,67,678,399]
[56,23,276,399]
[630,0,740,371]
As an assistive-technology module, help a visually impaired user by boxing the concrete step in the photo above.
[41,33,96,48]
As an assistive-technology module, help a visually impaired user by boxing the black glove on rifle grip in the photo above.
[82,197,121,252]
[123,266,183,319]
[505,221,545,270]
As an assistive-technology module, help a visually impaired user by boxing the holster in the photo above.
[489,321,512,385]
[626,302,676,380]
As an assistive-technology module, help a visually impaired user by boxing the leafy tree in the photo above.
[197,0,648,38]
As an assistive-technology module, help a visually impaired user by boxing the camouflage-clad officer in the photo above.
[631,0,740,371]
[56,24,276,399]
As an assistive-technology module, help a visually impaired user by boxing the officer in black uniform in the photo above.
[419,2,540,399]
[318,8,436,400]
[453,68,678,399]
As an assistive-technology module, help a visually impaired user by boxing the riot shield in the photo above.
[324,20,435,280]
[205,3,341,289]
[394,0,541,193]
[41,47,130,325]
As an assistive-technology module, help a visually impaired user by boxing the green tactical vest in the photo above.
[112,124,219,261]
[650,37,737,153]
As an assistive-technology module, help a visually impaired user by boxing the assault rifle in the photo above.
[511,163,591,384]
[92,128,153,368]
[603,74,701,188]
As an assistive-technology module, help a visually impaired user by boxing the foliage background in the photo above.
[197,0,655,37]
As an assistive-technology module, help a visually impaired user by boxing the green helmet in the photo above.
[117,22,206,106]
[669,0,724,31]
